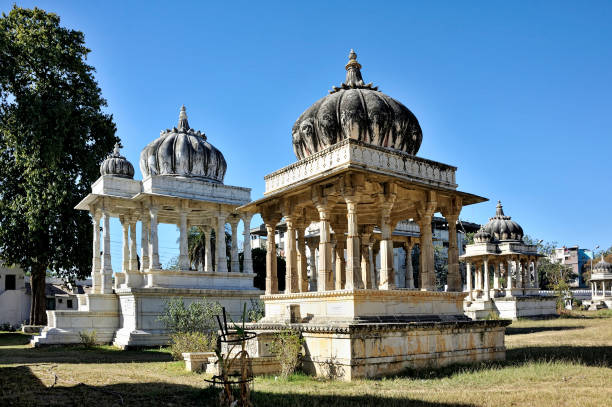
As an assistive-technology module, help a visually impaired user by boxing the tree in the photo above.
[187,225,231,271]
[0,7,117,324]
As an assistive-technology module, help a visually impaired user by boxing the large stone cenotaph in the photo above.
[33,107,262,348]
[239,50,510,380]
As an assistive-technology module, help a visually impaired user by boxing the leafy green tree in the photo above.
[0,7,117,324]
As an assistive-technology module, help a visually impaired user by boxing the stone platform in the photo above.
[244,290,510,380]
[464,295,557,320]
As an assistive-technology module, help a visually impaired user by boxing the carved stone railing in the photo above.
[264,139,457,195]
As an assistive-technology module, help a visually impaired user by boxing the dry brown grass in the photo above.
[1,310,611,406]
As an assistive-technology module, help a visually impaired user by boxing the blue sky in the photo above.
[5,1,612,269]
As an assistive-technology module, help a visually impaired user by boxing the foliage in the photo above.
[247,298,264,322]
[187,225,231,271]
[79,330,97,347]
[269,329,304,378]
[464,231,475,246]
[158,297,221,334]
[0,6,118,324]
[433,244,447,290]
[168,331,216,361]
[0,323,18,332]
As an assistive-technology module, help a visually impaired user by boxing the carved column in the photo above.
[315,204,333,291]
[91,210,102,293]
[493,261,500,290]
[483,258,490,300]
[242,214,253,274]
[418,199,436,290]
[533,258,539,289]
[284,217,299,293]
[506,258,514,297]
[307,239,318,291]
[263,213,281,294]
[404,240,415,289]
[204,225,213,272]
[360,228,372,289]
[296,224,308,292]
[445,214,461,291]
[129,219,138,272]
[140,214,149,271]
[149,207,161,269]
[334,235,346,290]
[120,216,129,274]
[371,242,380,288]
[228,218,239,272]
[378,203,395,290]
[466,262,473,300]
[100,210,113,294]
[178,210,189,270]
[216,214,228,273]
[345,197,362,290]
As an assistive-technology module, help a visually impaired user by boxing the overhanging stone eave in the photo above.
[240,165,486,213]
[132,191,250,207]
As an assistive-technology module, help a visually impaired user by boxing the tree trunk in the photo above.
[29,265,47,325]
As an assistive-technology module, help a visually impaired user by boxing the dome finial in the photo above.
[344,49,364,88]
[112,142,121,156]
[496,200,505,217]
[178,105,189,132]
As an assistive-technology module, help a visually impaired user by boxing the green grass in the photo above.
[1,311,611,406]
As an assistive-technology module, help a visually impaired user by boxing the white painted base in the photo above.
[464,295,558,320]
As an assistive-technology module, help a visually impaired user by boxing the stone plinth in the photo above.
[260,290,468,325]
[183,352,216,372]
[464,295,557,320]
[247,320,509,381]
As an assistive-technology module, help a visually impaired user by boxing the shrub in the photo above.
[247,298,264,322]
[79,330,97,347]
[158,297,221,334]
[269,329,304,378]
[168,331,217,361]
[0,322,17,332]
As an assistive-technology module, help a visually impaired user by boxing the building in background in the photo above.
[550,246,593,287]
[0,263,90,327]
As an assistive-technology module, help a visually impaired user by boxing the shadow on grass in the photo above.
[0,366,475,407]
[0,343,172,365]
[505,325,585,335]
[395,345,612,380]
[0,332,32,346]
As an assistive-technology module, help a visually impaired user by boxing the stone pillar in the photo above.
[345,198,362,290]
[446,215,461,291]
[100,210,113,294]
[506,259,513,297]
[533,258,539,289]
[360,229,372,289]
[284,217,299,293]
[418,208,436,290]
[307,239,318,291]
[120,216,129,274]
[149,207,161,269]
[140,215,149,271]
[178,210,189,270]
[229,218,240,272]
[242,214,253,274]
[263,214,280,294]
[91,210,101,293]
[483,258,490,300]
[316,205,333,291]
[404,241,415,289]
[216,214,228,273]
[129,219,138,272]
[379,204,395,290]
[372,242,380,288]
[204,226,213,272]
[297,225,308,292]
[493,262,500,290]
[466,262,473,300]
[334,235,346,290]
[475,262,481,292]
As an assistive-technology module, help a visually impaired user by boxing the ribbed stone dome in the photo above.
[474,225,492,243]
[100,143,134,179]
[292,50,422,160]
[593,256,612,273]
[139,106,227,183]
[483,201,524,241]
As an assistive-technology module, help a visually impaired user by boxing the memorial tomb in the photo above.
[586,256,612,310]
[33,107,262,348]
[239,50,510,380]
